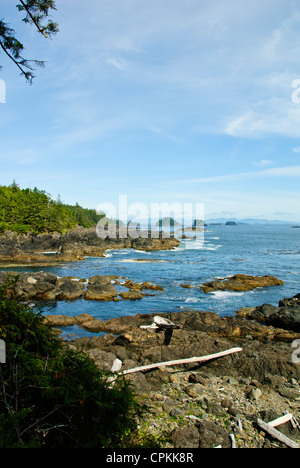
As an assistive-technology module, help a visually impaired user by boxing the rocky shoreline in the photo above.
[1,225,299,448]
[41,293,300,449]
[1,266,299,447]
[0,271,165,302]
[0,227,180,266]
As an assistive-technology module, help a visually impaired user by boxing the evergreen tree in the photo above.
[0,1,58,83]
[0,279,145,448]
[0,183,105,234]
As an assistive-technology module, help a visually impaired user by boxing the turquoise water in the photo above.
[9,224,300,338]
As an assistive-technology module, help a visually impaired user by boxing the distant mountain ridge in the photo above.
[205,218,298,225]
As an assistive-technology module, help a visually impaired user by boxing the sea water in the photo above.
[10,224,300,338]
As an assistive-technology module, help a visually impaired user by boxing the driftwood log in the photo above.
[120,347,243,375]
[257,418,299,449]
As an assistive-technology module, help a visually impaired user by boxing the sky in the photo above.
[1,0,300,222]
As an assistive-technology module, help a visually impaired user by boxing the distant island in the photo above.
[206,217,298,225]
[225,221,237,226]
[156,217,181,227]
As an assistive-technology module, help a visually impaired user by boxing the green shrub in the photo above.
[0,280,145,448]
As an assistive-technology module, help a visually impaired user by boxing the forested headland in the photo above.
[0,182,105,235]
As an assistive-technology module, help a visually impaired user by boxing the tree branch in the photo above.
[18,0,49,37]
[17,0,59,38]
[0,1,58,82]
[0,39,34,82]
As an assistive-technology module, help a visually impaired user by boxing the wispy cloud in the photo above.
[224,100,300,138]
[105,57,130,72]
[186,165,300,184]
[252,160,275,168]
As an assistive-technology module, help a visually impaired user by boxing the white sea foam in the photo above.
[210,290,245,299]
[201,244,223,251]
[185,297,201,303]
[117,258,167,263]
[133,249,151,254]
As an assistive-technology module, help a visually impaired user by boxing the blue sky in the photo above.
[1,0,300,222]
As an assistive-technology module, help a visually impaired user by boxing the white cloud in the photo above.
[224,98,300,138]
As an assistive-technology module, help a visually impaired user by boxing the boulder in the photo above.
[197,421,231,448]
[265,306,300,332]
[141,282,164,291]
[119,291,144,300]
[237,295,300,332]
[10,271,57,300]
[46,277,85,300]
[279,293,300,307]
[0,271,86,300]
[172,427,200,448]
[201,274,284,293]
[84,275,118,301]
[236,303,280,323]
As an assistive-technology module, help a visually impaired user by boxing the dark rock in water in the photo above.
[237,294,300,332]
[3,271,57,300]
[48,277,85,300]
[201,274,284,293]
[119,291,144,300]
[0,271,165,303]
[279,293,300,307]
[84,276,118,301]
[0,271,85,300]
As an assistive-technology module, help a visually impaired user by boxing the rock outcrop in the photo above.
[0,227,180,266]
[237,293,300,332]
[0,271,164,302]
[201,274,284,293]
[56,302,300,449]
[84,276,118,301]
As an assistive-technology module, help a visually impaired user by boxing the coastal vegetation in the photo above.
[0,182,105,235]
[0,278,147,448]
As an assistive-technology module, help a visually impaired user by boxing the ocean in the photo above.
[12,223,300,339]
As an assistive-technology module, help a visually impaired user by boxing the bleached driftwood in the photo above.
[120,347,243,375]
[229,433,237,448]
[111,358,122,373]
[140,315,182,331]
[268,413,293,428]
[257,418,299,449]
